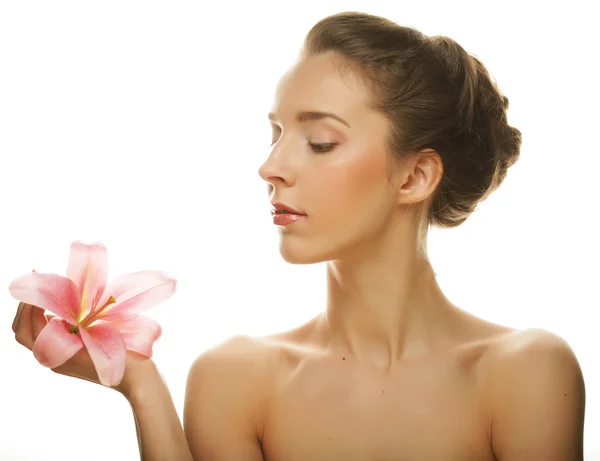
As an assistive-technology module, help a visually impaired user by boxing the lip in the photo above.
[272,213,306,226]
[270,202,306,216]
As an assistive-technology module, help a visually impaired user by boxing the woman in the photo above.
[11,11,585,461]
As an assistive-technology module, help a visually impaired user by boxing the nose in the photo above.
[257,141,296,190]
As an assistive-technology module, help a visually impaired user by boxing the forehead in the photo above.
[271,52,371,123]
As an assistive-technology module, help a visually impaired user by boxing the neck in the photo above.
[318,234,459,370]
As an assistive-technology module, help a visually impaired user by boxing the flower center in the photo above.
[80,295,117,328]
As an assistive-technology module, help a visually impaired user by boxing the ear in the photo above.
[394,149,443,207]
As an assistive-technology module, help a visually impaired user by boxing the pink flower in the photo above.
[8,241,176,387]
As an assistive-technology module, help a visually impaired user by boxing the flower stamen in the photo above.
[99,296,117,312]
[80,295,117,328]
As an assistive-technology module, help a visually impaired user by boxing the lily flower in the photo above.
[8,240,176,387]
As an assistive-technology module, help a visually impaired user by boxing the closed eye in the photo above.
[308,142,337,153]
[268,141,337,154]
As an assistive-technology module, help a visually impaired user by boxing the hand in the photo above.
[12,301,152,394]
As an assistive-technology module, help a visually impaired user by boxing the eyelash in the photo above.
[268,141,337,154]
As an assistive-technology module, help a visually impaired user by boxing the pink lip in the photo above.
[271,202,306,216]
[272,213,306,226]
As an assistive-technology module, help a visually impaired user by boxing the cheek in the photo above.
[313,149,388,218]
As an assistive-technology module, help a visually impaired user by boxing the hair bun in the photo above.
[304,12,523,228]
[427,36,523,223]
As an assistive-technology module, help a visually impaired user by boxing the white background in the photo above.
[1,1,598,459]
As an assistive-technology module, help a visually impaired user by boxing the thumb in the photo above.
[31,307,48,341]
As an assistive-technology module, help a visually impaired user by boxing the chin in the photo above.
[278,240,332,265]
[279,248,323,265]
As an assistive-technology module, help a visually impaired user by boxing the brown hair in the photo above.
[302,12,522,228]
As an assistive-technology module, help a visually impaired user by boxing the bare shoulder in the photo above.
[479,327,584,390]
[482,328,586,460]
[186,326,310,393]
[450,310,580,377]
[187,334,279,389]
[183,334,281,459]
[486,327,583,371]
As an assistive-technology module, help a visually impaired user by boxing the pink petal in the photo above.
[79,321,126,387]
[32,317,84,368]
[8,273,80,324]
[113,315,162,357]
[95,271,176,320]
[66,241,109,321]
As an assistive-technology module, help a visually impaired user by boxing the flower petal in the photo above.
[112,315,162,357]
[96,271,176,320]
[66,241,109,321]
[79,321,126,387]
[8,273,80,324]
[32,317,84,368]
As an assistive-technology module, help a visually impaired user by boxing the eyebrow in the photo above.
[268,110,351,128]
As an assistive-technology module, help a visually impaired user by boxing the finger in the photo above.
[31,306,48,341]
[14,303,34,350]
[12,302,26,333]
[12,270,37,333]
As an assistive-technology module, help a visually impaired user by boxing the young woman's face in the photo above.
[259,51,402,264]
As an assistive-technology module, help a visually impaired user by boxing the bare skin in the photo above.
[183,313,584,460]
[260,310,514,460]
[12,50,585,460]
[184,50,585,460]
